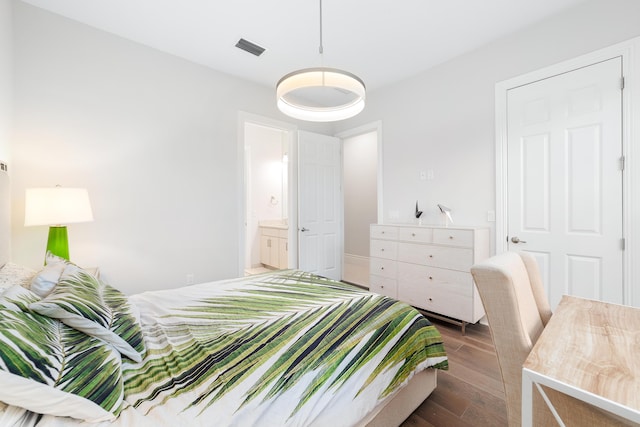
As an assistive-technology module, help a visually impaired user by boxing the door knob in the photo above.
[511,236,527,244]
[300,227,309,232]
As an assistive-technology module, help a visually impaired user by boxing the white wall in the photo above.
[335,0,640,257]
[9,2,326,293]
[0,0,13,263]
[343,131,377,257]
[0,0,12,164]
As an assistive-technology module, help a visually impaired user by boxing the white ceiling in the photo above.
[21,0,590,92]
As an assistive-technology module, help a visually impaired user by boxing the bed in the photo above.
[0,169,447,427]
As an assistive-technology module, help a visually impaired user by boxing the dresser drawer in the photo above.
[396,268,474,321]
[398,227,432,244]
[369,258,397,279]
[369,275,398,299]
[397,242,473,271]
[433,228,474,248]
[407,283,474,323]
[396,262,473,297]
[370,239,397,260]
[370,225,398,240]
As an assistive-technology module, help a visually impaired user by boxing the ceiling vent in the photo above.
[235,38,265,57]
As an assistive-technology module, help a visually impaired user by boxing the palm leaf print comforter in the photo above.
[20,270,448,427]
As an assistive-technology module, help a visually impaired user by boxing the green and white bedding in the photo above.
[0,265,447,427]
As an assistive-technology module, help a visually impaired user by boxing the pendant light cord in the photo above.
[319,0,324,54]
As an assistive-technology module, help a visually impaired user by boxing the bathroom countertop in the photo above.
[259,220,288,230]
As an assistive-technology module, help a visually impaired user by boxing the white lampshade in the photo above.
[24,187,94,226]
[276,67,366,122]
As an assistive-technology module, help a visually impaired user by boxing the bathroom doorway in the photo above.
[240,114,297,276]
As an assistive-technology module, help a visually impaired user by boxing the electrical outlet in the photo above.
[487,210,496,222]
[186,273,195,285]
[419,171,427,181]
[427,169,434,180]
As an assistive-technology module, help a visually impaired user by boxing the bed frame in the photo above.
[361,368,437,426]
[0,167,437,426]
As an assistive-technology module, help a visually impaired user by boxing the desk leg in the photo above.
[522,369,534,427]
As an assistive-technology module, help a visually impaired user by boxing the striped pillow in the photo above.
[30,263,146,362]
[0,286,123,422]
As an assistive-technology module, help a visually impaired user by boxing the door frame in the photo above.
[495,36,640,307]
[237,112,298,276]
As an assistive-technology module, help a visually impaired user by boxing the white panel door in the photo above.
[507,57,623,309]
[298,130,342,280]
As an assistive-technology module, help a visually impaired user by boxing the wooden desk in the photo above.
[522,295,640,426]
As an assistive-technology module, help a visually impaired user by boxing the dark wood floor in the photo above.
[401,317,509,427]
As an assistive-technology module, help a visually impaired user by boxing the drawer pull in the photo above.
[380,248,385,252]
[380,267,384,270]
[449,236,454,239]
[412,233,416,237]
[429,255,433,258]
[428,297,433,302]
[380,285,384,289]
[429,276,433,280]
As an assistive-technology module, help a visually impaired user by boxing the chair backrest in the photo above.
[519,252,552,326]
[470,251,549,426]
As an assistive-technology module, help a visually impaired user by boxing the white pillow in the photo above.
[0,284,40,310]
[29,262,66,298]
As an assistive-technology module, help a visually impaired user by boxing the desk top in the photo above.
[524,295,640,412]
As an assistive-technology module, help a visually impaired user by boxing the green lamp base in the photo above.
[46,226,70,262]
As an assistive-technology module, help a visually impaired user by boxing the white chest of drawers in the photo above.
[370,224,489,327]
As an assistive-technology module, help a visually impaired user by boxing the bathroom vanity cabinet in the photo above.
[259,224,288,269]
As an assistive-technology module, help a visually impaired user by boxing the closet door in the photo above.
[506,57,623,309]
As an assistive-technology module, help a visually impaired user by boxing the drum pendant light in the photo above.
[276,0,365,122]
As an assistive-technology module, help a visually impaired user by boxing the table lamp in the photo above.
[24,186,93,261]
